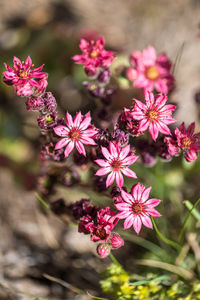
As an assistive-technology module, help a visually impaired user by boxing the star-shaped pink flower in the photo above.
[115,183,161,234]
[131,91,177,141]
[3,56,48,97]
[95,142,138,188]
[126,46,175,94]
[165,122,200,162]
[53,112,97,157]
[72,37,115,71]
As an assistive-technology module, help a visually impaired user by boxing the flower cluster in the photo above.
[3,56,48,97]
[165,122,200,162]
[3,37,200,260]
[115,183,161,234]
[53,112,98,157]
[95,142,138,188]
[70,199,123,257]
[131,91,177,141]
[126,46,175,94]
[72,37,115,75]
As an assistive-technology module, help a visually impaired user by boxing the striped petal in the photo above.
[64,141,74,157]
[55,138,69,150]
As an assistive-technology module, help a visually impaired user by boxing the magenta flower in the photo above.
[3,56,48,97]
[79,206,118,243]
[165,122,200,162]
[131,91,177,141]
[126,46,174,94]
[72,38,115,71]
[115,183,161,234]
[53,112,97,158]
[95,142,138,188]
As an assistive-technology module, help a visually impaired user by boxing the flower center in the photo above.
[45,116,54,125]
[145,66,159,80]
[90,50,98,58]
[148,110,158,120]
[111,159,122,171]
[94,228,107,240]
[19,70,29,79]
[181,137,192,147]
[132,202,143,214]
[69,129,80,140]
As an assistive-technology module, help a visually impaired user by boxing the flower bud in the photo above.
[126,67,137,81]
[26,96,44,112]
[84,66,98,78]
[98,68,111,84]
[37,112,58,131]
[96,243,111,258]
[109,233,124,249]
[42,92,57,113]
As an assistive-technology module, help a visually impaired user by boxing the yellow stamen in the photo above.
[145,66,159,80]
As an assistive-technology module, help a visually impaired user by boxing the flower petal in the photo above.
[121,167,137,178]
[109,142,118,157]
[132,216,142,234]
[145,198,161,207]
[156,121,171,135]
[124,214,134,229]
[131,183,144,201]
[76,141,86,156]
[138,118,150,132]
[101,146,112,160]
[79,136,96,145]
[79,112,91,130]
[115,203,131,211]
[149,122,159,141]
[121,190,133,204]
[55,138,69,150]
[95,159,109,167]
[74,112,82,127]
[117,211,131,219]
[145,208,161,217]
[106,172,115,187]
[141,186,152,202]
[64,141,74,157]
[66,112,74,128]
[116,172,124,188]
[141,215,153,229]
[54,125,69,137]
[119,144,130,160]
[96,167,111,176]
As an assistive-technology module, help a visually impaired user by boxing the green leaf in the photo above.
[129,275,170,286]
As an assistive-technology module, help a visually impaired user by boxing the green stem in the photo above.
[109,252,123,268]
[152,218,181,251]
[35,192,50,210]
[178,197,200,245]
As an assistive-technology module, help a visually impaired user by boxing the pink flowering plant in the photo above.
[3,36,200,299]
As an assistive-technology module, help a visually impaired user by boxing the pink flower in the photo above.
[96,243,111,258]
[53,112,97,158]
[127,46,175,94]
[131,91,177,141]
[79,206,118,243]
[115,183,161,234]
[72,38,115,71]
[3,56,48,97]
[165,122,200,162]
[95,142,138,188]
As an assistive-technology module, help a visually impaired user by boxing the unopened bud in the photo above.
[96,243,111,258]
[109,233,124,249]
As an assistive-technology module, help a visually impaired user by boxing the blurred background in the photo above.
[0,0,200,299]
